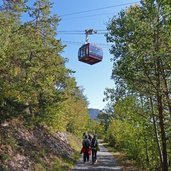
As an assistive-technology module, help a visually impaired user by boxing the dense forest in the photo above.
[0,0,100,170]
[1,0,171,171]
[0,0,94,134]
[101,0,171,170]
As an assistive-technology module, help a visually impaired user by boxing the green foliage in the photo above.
[5,136,18,148]
[0,153,9,162]
[0,1,90,170]
[87,119,105,138]
[105,96,159,169]
[67,133,81,153]
[50,158,72,171]
[105,0,171,170]
[63,86,90,136]
[34,163,46,171]
[0,0,89,135]
[0,165,8,171]
[97,111,112,132]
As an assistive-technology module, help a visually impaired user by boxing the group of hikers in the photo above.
[81,132,99,164]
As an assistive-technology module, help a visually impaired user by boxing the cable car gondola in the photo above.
[78,29,103,65]
[78,43,103,65]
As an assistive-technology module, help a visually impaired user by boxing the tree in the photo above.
[0,0,90,135]
[64,85,90,136]
[105,0,171,170]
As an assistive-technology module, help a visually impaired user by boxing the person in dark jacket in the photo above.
[82,135,91,163]
[91,134,99,164]
[88,133,92,142]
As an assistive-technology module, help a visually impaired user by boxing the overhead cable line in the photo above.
[62,40,113,48]
[60,12,116,21]
[58,32,107,35]
[58,33,85,35]
[59,1,139,17]
[57,32,107,35]
[57,29,107,35]
[58,29,107,32]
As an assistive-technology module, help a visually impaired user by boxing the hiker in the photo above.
[91,134,99,164]
[81,135,91,163]
[82,132,87,139]
[88,133,92,142]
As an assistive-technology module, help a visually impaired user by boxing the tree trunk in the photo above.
[140,97,150,165]
[154,5,168,169]
[160,59,171,117]
[155,53,168,171]
[150,97,163,167]
[157,94,168,171]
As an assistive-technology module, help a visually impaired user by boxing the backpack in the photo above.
[83,139,90,148]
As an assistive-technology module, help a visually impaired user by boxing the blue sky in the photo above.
[0,0,139,110]
[52,0,139,110]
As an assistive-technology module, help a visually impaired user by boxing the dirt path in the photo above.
[72,140,123,171]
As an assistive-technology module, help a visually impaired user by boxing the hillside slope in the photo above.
[88,108,101,120]
[0,119,81,171]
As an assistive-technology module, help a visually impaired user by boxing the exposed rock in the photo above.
[0,119,79,171]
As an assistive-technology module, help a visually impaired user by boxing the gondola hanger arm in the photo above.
[85,29,97,44]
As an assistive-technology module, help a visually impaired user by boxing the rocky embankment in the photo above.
[0,119,81,171]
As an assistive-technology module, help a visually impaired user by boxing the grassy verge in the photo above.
[66,133,82,170]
